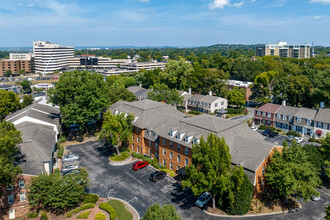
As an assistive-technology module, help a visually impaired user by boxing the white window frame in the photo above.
[262,111,266,117]
[19,180,25,189]
[132,135,134,140]
[149,149,151,157]
[257,111,260,116]
[163,148,166,156]
[282,115,286,121]
[163,159,166,166]
[137,137,140,143]
[276,114,280,119]
[20,193,26,202]
[177,155,181,163]
[8,195,14,205]
[185,159,188,166]
[307,118,311,125]
[170,163,173,170]
[297,117,301,123]
[267,112,271,118]
[170,152,173,159]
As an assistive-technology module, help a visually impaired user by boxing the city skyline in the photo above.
[0,0,330,47]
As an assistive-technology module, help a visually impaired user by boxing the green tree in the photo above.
[252,71,279,103]
[326,204,330,220]
[47,70,109,130]
[163,58,193,90]
[265,142,322,200]
[142,203,181,220]
[0,121,22,187]
[303,144,323,172]
[20,95,34,109]
[109,87,136,105]
[0,89,20,119]
[21,79,32,93]
[225,166,254,215]
[148,83,183,105]
[27,169,88,214]
[320,134,330,178]
[182,133,232,209]
[98,111,134,155]
[227,87,246,108]
[19,69,26,75]
[4,70,12,77]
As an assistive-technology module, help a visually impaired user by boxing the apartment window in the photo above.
[170,152,173,159]
[185,147,188,155]
[137,137,140,143]
[318,122,322,128]
[288,116,292,122]
[185,159,188,166]
[7,185,13,191]
[267,112,271,118]
[132,144,134,150]
[177,155,181,163]
[262,112,266,117]
[307,118,311,125]
[163,159,166,166]
[282,115,286,121]
[8,195,14,205]
[170,163,173,170]
[297,117,301,123]
[215,103,218,107]
[19,180,25,189]
[163,148,166,156]
[221,101,224,106]
[149,149,151,157]
[20,193,26,202]
[155,153,158,159]
[184,136,188,143]
[149,140,151,147]
[276,114,280,119]
[137,146,140,153]
[177,144,181,151]
[296,126,302,132]
[170,141,173,148]
[155,143,158,150]
[137,128,139,134]
[163,138,166,145]
[132,135,134,140]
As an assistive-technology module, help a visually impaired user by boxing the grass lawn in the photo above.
[107,200,133,220]
[227,112,248,118]
[109,151,130,161]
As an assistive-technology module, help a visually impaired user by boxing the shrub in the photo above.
[99,203,117,220]
[83,194,99,204]
[286,130,301,137]
[258,124,267,130]
[189,110,202,115]
[131,152,144,159]
[40,212,48,220]
[52,168,60,179]
[226,108,244,114]
[59,135,66,143]
[27,212,39,218]
[66,203,95,218]
[77,210,91,219]
[94,212,106,220]
[276,128,282,133]
[57,146,64,158]
[309,138,316,142]
[160,165,166,169]
[160,169,176,177]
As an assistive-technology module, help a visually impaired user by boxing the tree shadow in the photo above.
[171,183,197,210]
[95,143,116,158]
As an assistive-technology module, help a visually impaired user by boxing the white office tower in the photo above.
[33,41,74,75]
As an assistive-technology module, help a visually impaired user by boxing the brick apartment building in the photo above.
[110,99,282,195]
[0,59,32,76]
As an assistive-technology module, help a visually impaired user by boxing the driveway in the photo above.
[230,108,255,122]
[66,141,329,220]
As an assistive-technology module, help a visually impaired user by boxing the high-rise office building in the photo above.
[256,42,310,59]
[33,41,74,74]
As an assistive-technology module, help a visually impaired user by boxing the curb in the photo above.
[203,198,302,218]
[108,155,133,166]
[108,197,140,220]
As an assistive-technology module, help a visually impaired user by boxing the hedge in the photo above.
[258,124,276,131]
[225,108,244,114]
[94,212,106,220]
[83,194,99,204]
[160,169,176,177]
[77,210,92,219]
[189,110,202,115]
[99,203,117,220]
[57,146,64,158]
[40,212,48,220]
[286,130,301,137]
[66,203,95,218]
[27,212,39,218]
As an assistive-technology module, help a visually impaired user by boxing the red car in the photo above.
[132,161,149,170]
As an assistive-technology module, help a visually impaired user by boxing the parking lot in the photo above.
[66,141,329,220]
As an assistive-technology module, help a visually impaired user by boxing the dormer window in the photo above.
[257,111,261,116]
[192,138,200,145]
[276,114,280,119]
[19,180,25,189]
[262,112,266,117]
[114,110,119,114]
[169,130,177,138]
[267,112,271,118]
[288,116,292,122]
[282,115,286,121]
[297,117,301,123]
[307,118,311,125]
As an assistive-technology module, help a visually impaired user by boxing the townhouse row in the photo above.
[110,99,283,195]
[254,103,329,138]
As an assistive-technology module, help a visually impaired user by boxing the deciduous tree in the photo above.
[227,87,246,108]
[98,112,134,155]
[142,203,181,220]
[0,90,20,120]
[20,95,34,109]
[21,79,32,93]
[148,83,183,105]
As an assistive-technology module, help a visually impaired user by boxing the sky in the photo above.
[0,0,330,47]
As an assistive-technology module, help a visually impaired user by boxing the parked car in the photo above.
[311,195,321,201]
[149,171,166,182]
[63,169,80,176]
[63,154,80,162]
[269,132,279,138]
[195,192,212,208]
[250,127,257,131]
[262,129,272,136]
[285,135,294,142]
[132,161,149,170]
[62,164,80,172]
[295,137,304,143]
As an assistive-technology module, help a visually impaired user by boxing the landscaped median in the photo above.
[108,149,132,165]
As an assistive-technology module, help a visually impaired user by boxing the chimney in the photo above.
[139,84,142,87]
[188,88,191,95]
[320,102,325,108]
[209,91,212,96]
[282,100,286,106]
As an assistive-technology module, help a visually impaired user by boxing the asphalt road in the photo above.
[66,141,329,220]
[230,108,255,122]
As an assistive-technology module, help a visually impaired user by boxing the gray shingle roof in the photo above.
[127,86,149,97]
[276,105,299,116]
[189,94,225,103]
[314,108,330,124]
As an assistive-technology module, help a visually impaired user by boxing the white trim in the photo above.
[12,116,58,133]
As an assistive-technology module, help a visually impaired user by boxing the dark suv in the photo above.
[262,129,272,136]
[149,171,166,182]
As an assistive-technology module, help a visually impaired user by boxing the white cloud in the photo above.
[251,0,257,2]
[26,4,34,7]
[209,0,231,10]
[139,0,150,2]
[313,15,322,19]
[233,1,244,7]
[17,3,23,6]
[310,0,330,4]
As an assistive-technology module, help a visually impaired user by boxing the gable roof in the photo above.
[314,108,330,124]
[188,94,225,103]
[256,103,281,113]
[127,86,149,97]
